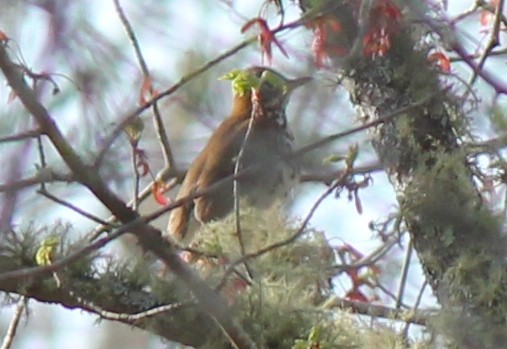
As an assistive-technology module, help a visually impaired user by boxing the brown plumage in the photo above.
[167,67,310,243]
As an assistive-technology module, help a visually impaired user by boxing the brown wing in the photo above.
[167,117,248,242]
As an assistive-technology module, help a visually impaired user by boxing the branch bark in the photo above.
[299,0,507,347]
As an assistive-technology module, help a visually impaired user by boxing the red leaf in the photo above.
[363,30,391,58]
[346,267,360,285]
[309,16,343,69]
[363,0,403,58]
[336,243,364,260]
[428,51,451,73]
[480,0,499,27]
[151,180,170,206]
[241,18,288,64]
[337,243,381,294]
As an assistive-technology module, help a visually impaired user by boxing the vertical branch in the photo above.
[0,143,30,231]
[395,238,413,309]
[36,135,47,192]
[131,145,141,210]
[232,89,258,280]
[466,0,505,91]
[402,280,428,338]
[113,0,176,169]
[1,296,27,349]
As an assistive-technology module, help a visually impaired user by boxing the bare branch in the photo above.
[37,188,114,226]
[0,129,41,143]
[466,0,505,90]
[113,0,176,169]
[0,296,27,349]
[0,43,257,349]
[292,92,442,159]
[322,297,431,326]
[0,171,73,193]
[416,8,507,94]
[78,300,187,322]
[402,280,429,338]
[300,162,383,183]
[395,238,413,309]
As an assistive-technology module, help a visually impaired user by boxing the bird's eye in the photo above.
[260,70,287,94]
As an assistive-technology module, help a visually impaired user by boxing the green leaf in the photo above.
[322,154,345,165]
[220,69,261,97]
[35,235,59,266]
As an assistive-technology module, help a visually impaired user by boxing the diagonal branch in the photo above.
[0,43,257,349]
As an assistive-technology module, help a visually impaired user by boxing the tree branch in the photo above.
[0,43,257,349]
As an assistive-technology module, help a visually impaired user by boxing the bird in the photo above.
[167,66,311,244]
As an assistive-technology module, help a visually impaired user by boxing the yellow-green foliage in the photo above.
[0,222,97,294]
[0,222,75,271]
[220,68,289,97]
[188,206,429,348]
[35,235,60,266]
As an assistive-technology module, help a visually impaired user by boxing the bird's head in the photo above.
[221,66,311,116]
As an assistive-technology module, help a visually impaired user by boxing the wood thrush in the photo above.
[167,67,310,243]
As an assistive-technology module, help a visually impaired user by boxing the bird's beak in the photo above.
[286,76,312,94]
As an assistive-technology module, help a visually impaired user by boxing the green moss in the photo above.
[186,206,429,348]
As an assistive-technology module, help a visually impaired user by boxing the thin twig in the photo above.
[231,90,258,281]
[112,0,149,75]
[322,296,430,326]
[37,188,114,226]
[217,167,351,291]
[0,129,41,143]
[113,0,175,169]
[35,131,47,191]
[395,238,413,309]
[1,296,27,349]
[0,143,29,231]
[300,162,382,183]
[332,234,401,274]
[86,165,184,240]
[72,291,187,322]
[0,172,73,193]
[376,282,410,309]
[449,47,507,62]
[415,8,507,94]
[349,0,373,59]
[91,302,185,322]
[402,280,429,337]
[131,146,141,210]
[465,0,505,94]
[291,91,441,158]
[449,1,480,24]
